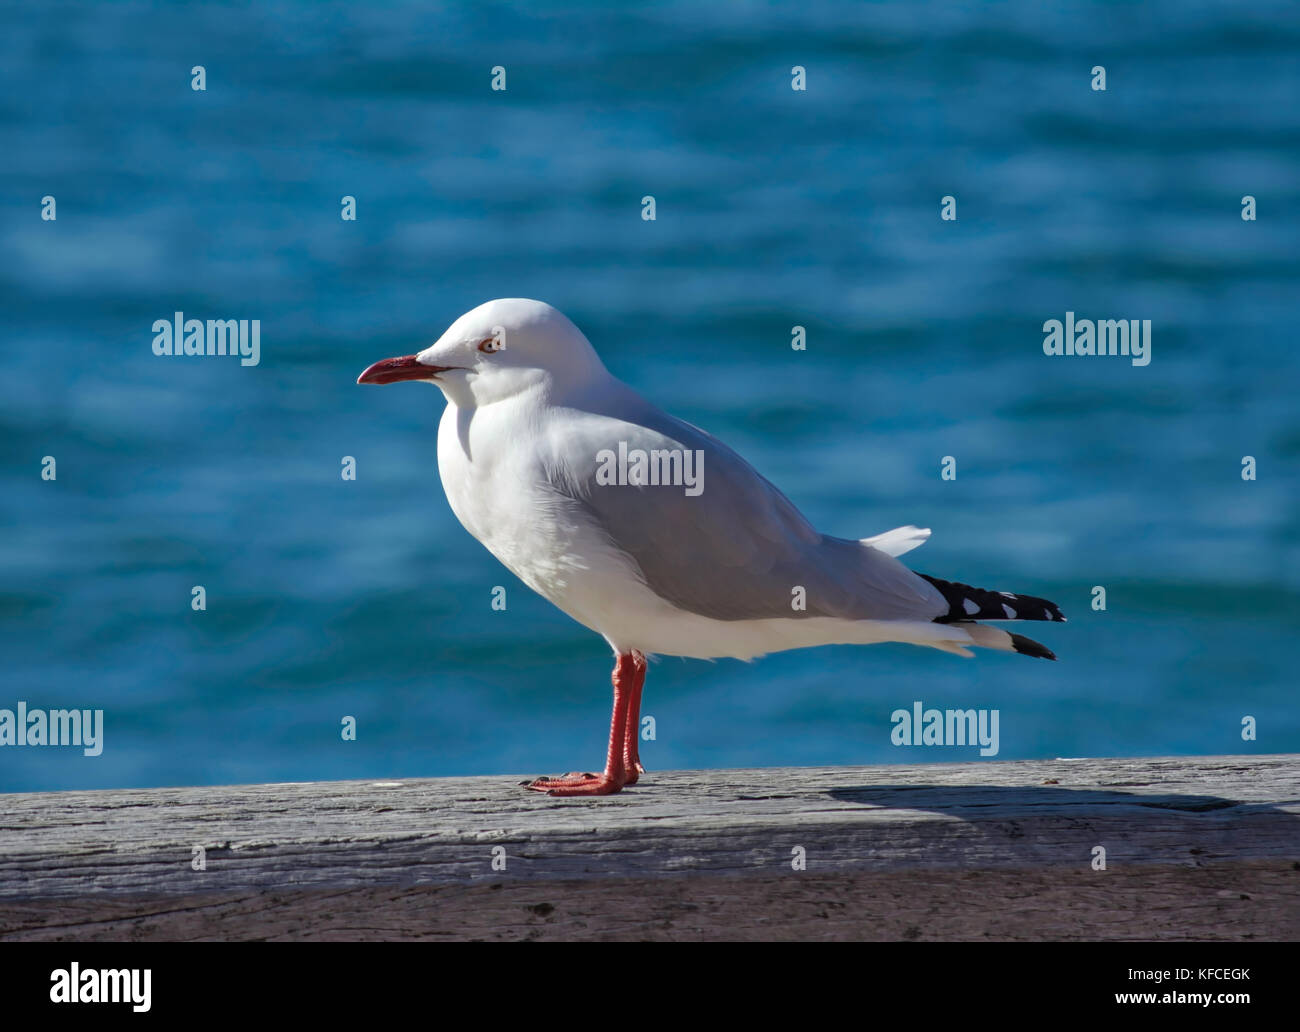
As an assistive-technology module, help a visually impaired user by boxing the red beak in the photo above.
[356,354,451,385]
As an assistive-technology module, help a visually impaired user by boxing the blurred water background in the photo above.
[2,0,1297,791]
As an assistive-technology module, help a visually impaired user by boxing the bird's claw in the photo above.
[525,772,627,796]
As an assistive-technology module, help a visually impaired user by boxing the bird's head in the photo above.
[357,298,606,407]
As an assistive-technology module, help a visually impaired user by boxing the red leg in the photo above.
[622,651,647,784]
[527,652,638,797]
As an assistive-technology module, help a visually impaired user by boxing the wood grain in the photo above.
[3,755,1297,940]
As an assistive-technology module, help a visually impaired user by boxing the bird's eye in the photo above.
[477,336,501,354]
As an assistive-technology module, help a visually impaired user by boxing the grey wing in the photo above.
[543,394,946,623]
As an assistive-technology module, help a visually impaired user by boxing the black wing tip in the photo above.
[920,573,1068,624]
[1010,633,1057,661]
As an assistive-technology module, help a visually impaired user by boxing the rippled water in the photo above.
[2,1,1297,791]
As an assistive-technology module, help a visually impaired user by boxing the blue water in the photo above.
[2,1,1298,792]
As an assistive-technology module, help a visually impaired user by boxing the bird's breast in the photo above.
[435,404,606,610]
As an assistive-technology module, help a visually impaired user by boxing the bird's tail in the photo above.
[917,573,1065,661]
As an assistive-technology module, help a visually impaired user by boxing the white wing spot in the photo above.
[1002,603,1017,619]
[963,598,980,615]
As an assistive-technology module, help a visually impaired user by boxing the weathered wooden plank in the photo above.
[3,755,1296,895]
[4,861,1297,942]
[2,755,1296,940]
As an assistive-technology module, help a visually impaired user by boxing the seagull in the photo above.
[358,299,1065,796]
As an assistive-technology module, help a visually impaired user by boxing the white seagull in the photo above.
[358,299,1065,796]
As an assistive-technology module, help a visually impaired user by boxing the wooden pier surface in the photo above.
[2,754,1297,941]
